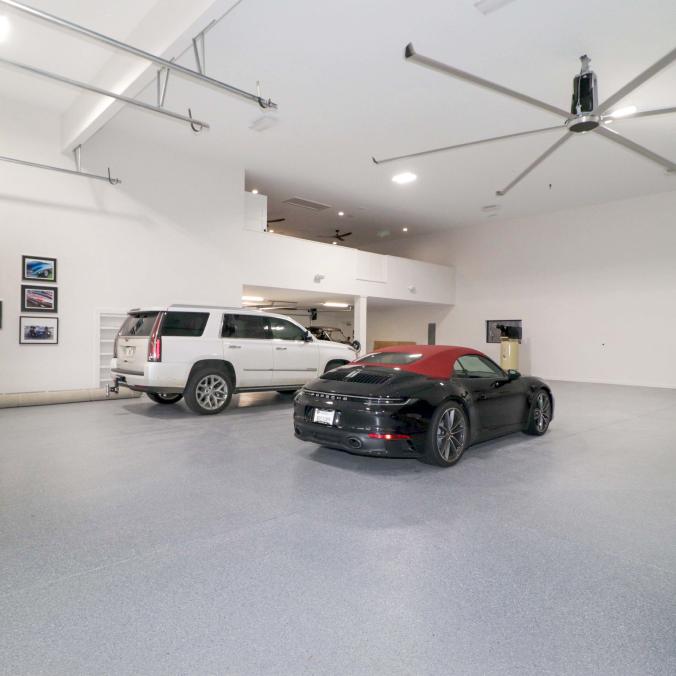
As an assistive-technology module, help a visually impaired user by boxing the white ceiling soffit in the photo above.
[60,0,247,151]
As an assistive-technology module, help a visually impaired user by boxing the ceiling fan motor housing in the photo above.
[567,54,600,132]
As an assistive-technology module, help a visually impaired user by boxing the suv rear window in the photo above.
[222,314,271,339]
[119,312,159,337]
[356,352,423,365]
[162,312,209,337]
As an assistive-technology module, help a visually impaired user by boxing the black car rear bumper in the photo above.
[294,420,423,458]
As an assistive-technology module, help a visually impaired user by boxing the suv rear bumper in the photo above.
[110,359,187,394]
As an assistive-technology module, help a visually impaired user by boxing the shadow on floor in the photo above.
[121,393,295,419]
[305,445,434,477]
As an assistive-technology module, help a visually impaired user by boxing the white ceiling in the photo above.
[0,0,159,110]
[3,0,676,245]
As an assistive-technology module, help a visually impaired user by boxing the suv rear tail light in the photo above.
[113,333,119,358]
[147,313,164,362]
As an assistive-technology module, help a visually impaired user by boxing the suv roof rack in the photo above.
[168,304,265,312]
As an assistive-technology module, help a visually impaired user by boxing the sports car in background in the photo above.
[294,345,553,466]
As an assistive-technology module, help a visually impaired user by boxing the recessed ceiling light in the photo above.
[251,189,259,194]
[323,302,349,308]
[392,172,417,185]
[338,211,344,217]
[608,105,637,119]
[268,228,275,233]
[242,295,264,302]
[0,16,10,42]
[402,227,408,232]
[332,241,338,245]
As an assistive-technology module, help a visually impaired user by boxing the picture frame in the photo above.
[22,255,57,283]
[20,316,59,345]
[21,285,58,313]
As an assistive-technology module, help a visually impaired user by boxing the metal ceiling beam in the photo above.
[0,0,277,110]
[0,56,210,130]
[0,153,121,184]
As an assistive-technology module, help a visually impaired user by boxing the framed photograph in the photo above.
[21,285,58,313]
[22,255,57,283]
[486,319,522,344]
[20,316,59,344]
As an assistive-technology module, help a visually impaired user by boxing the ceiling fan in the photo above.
[373,42,676,196]
[267,217,286,224]
[319,228,353,242]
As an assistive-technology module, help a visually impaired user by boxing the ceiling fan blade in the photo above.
[340,232,352,238]
[405,43,568,119]
[372,125,564,164]
[496,132,571,196]
[267,218,286,223]
[595,126,676,173]
[605,106,676,121]
[599,46,676,114]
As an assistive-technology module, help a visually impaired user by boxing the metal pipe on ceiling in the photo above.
[0,0,277,110]
[0,153,121,184]
[0,56,210,130]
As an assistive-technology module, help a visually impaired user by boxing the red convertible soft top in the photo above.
[351,344,488,379]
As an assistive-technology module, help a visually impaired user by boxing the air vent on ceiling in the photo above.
[283,197,332,212]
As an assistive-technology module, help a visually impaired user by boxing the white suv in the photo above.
[110,305,356,414]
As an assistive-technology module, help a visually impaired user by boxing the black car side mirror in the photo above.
[507,369,521,381]
[304,331,314,342]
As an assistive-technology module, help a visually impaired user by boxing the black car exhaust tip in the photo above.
[347,437,363,450]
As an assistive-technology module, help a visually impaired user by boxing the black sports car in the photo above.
[293,345,553,466]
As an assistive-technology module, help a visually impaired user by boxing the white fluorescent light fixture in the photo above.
[242,295,264,302]
[249,115,278,132]
[0,15,11,42]
[251,189,259,194]
[323,302,349,308]
[392,172,417,185]
[608,105,637,119]
[474,0,517,15]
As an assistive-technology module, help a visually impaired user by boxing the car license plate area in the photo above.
[124,346,135,358]
[313,408,336,426]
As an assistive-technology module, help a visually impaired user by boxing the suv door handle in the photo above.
[275,346,287,351]
[228,345,242,349]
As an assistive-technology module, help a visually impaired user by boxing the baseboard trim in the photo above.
[0,388,142,409]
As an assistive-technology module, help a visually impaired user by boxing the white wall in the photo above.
[368,190,676,388]
[0,102,243,394]
[0,100,454,395]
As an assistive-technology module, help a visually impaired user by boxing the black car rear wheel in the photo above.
[421,401,468,466]
[525,389,552,435]
[146,392,183,405]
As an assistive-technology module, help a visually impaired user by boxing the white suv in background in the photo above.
[110,305,356,414]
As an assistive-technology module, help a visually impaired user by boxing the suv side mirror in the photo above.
[507,369,521,381]
[304,331,314,342]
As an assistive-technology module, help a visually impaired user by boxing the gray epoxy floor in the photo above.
[1,382,675,675]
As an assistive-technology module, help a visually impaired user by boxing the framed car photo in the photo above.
[22,255,57,283]
[21,285,58,313]
[20,316,59,344]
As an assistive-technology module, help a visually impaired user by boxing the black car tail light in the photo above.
[368,433,411,441]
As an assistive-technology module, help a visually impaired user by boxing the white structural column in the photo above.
[353,296,368,355]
